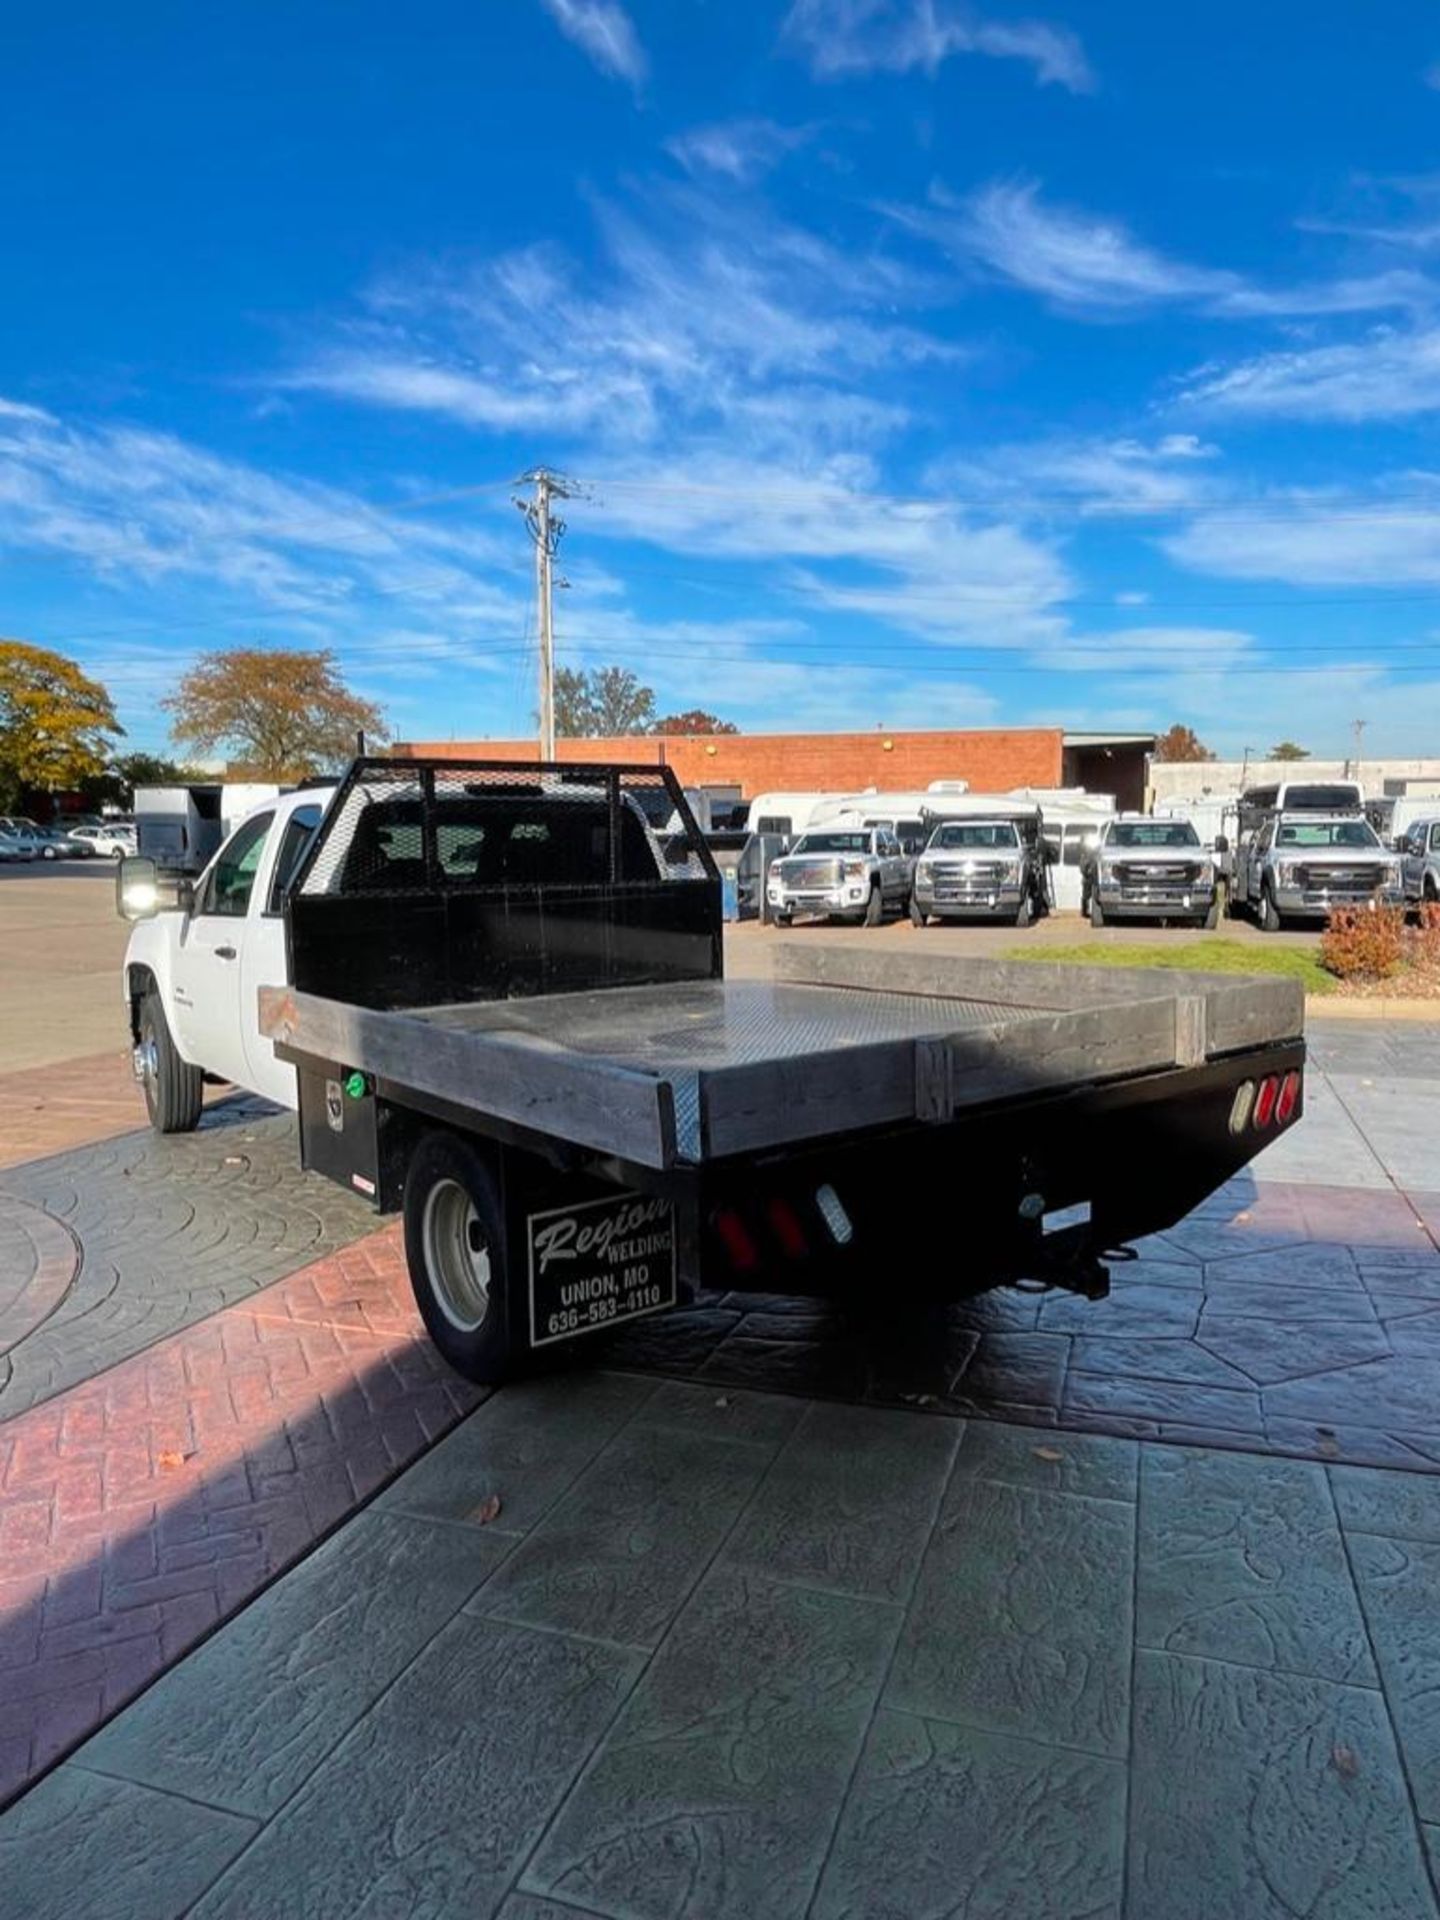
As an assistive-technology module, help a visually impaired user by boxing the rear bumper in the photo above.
[690,1039,1306,1301]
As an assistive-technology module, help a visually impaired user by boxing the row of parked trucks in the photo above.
[753,778,1438,932]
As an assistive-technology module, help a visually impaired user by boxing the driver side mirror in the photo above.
[116,856,160,922]
[1214,834,1229,854]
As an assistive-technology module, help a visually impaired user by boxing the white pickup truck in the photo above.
[114,755,1309,1386]
[121,785,332,1127]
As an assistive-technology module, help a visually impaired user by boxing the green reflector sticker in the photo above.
[344,1072,367,1100]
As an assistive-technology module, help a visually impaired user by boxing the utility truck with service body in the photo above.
[118,758,1306,1386]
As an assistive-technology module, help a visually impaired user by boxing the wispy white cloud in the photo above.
[1178,327,1440,420]
[896,179,1436,319]
[928,431,1221,517]
[784,0,1094,93]
[536,0,646,88]
[0,397,536,737]
[1168,482,1440,585]
[286,187,956,461]
[666,119,812,185]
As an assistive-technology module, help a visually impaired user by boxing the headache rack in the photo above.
[285,756,722,1011]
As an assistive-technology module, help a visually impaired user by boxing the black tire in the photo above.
[139,989,203,1134]
[402,1130,518,1384]
[1259,884,1282,932]
[864,882,883,926]
[1089,895,1105,928]
[775,910,793,927]
[1015,894,1033,929]
[909,894,926,928]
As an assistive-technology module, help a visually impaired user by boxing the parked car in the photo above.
[33,825,93,860]
[1083,817,1223,929]
[1399,816,1440,911]
[910,813,1050,927]
[1232,812,1403,929]
[0,827,38,863]
[70,823,138,860]
[766,826,912,925]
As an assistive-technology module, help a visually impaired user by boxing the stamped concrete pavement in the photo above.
[5,1376,1437,1920]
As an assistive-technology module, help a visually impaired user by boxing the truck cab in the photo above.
[120,786,333,1122]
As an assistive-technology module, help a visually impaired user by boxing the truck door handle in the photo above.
[214,945,237,961]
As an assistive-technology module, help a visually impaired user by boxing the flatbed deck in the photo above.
[261,953,1302,1173]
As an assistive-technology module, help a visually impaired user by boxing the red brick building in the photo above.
[396,726,1154,811]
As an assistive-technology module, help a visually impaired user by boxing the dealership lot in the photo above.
[2,870,1439,1915]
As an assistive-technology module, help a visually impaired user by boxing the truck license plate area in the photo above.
[527,1191,678,1348]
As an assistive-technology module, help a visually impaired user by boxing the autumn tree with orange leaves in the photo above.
[0,639,122,807]
[164,648,386,780]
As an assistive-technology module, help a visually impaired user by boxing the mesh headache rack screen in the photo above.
[297,758,716,897]
[286,758,722,1012]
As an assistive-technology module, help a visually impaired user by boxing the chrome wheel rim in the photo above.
[137,1032,160,1102]
[422,1178,492,1333]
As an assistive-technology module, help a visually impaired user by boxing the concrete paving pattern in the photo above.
[3,1376,1438,1920]
[0,1103,376,1417]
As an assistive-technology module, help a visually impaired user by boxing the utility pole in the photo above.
[518,470,572,760]
[1350,717,1367,786]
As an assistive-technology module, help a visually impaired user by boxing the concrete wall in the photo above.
[1150,757,1440,802]
[397,727,1066,799]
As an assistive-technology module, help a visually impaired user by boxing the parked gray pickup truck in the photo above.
[766,827,912,925]
[1233,811,1404,930]
[1084,816,1222,929]
[910,814,1050,927]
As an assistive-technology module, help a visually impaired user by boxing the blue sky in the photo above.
[6,0,1440,758]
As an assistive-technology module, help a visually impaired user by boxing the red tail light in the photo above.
[713,1208,757,1271]
[1254,1077,1278,1128]
[1276,1071,1300,1125]
[767,1197,809,1259]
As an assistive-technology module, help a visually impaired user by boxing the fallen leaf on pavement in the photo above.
[1034,1446,1065,1462]
[155,1450,190,1471]
[470,1494,503,1524]
[1331,1744,1360,1779]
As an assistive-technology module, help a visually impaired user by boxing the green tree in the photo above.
[0,639,122,807]
[164,648,385,780]
[1269,741,1311,761]
[1153,724,1216,763]
[652,708,739,735]
[554,665,656,737]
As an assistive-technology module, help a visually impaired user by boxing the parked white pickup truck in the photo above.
[121,786,332,1127]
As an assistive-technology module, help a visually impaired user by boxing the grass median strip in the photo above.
[1001,938,1336,995]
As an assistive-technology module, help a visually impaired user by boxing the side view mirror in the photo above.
[1394,837,1409,854]
[176,877,196,915]
[116,855,160,922]
[1214,834,1229,854]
